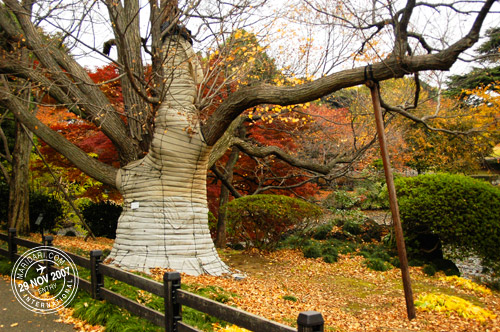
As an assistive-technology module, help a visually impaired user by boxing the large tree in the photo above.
[0,0,497,275]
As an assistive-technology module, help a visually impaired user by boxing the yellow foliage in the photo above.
[213,324,251,332]
[415,293,496,322]
[440,276,492,295]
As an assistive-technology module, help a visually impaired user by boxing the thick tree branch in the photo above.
[394,0,416,56]
[202,0,495,146]
[1,0,141,163]
[0,88,118,187]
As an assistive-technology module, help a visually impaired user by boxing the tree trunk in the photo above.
[108,36,230,275]
[8,121,32,235]
[215,146,240,248]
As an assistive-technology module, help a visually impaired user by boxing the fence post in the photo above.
[90,250,103,300]
[164,271,182,332]
[7,228,17,262]
[43,234,53,247]
[44,235,54,278]
[297,311,324,332]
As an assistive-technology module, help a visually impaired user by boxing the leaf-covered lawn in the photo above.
[5,234,500,331]
[163,249,499,332]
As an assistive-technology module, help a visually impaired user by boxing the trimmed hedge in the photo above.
[29,191,65,233]
[225,194,322,250]
[394,173,500,273]
[0,182,64,233]
[81,201,122,239]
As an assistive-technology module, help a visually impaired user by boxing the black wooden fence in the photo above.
[0,229,325,332]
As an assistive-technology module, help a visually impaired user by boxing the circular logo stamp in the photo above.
[10,246,79,314]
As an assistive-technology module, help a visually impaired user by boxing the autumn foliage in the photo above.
[32,64,123,201]
[224,194,322,250]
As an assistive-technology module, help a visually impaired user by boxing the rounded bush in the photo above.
[29,191,64,233]
[321,245,339,263]
[81,201,122,239]
[322,190,360,210]
[342,220,362,235]
[225,194,322,250]
[423,264,437,276]
[312,223,333,240]
[303,244,322,259]
[364,258,392,271]
[323,255,337,263]
[394,173,500,273]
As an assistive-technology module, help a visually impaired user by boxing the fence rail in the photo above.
[0,229,325,332]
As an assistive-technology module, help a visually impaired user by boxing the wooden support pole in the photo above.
[366,80,416,320]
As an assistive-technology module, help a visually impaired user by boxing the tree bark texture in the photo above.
[108,36,230,275]
[8,121,32,235]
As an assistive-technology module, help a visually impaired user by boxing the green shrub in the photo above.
[323,190,360,210]
[302,243,322,259]
[356,181,388,210]
[323,255,337,263]
[423,264,437,276]
[342,219,362,235]
[393,173,500,273]
[359,244,392,262]
[389,256,401,268]
[225,195,322,250]
[0,185,65,233]
[81,201,122,239]
[321,245,338,257]
[334,240,359,254]
[364,258,392,271]
[321,245,339,263]
[29,191,64,233]
[279,235,311,249]
[360,220,383,242]
[312,223,333,240]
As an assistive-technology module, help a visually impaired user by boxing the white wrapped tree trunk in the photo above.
[107,37,230,276]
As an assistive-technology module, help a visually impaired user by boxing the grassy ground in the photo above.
[1,233,499,332]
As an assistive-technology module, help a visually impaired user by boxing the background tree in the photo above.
[446,27,500,98]
[0,2,37,234]
[0,0,497,275]
[30,65,123,202]
[402,28,500,173]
